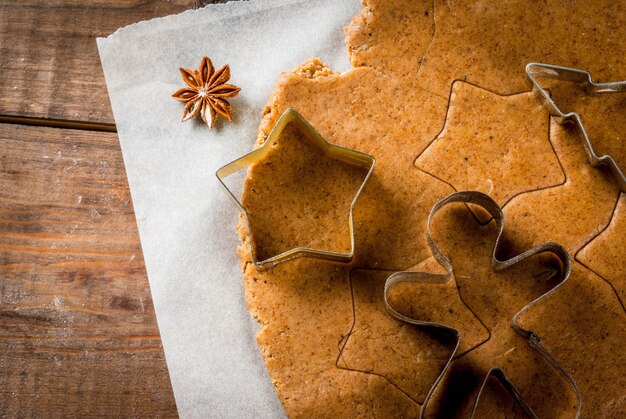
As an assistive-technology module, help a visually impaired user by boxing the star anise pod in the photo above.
[172,56,241,128]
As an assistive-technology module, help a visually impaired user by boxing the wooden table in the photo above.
[0,1,226,416]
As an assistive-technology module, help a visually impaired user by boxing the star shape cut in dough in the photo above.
[217,108,375,268]
[415,80,565,206]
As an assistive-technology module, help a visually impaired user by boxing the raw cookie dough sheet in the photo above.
[238,0,626,417]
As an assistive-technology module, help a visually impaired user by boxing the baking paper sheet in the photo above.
[97,0,361,417]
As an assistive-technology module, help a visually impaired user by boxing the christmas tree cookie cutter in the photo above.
[526,62,626,191]
[384,191,582,418]
[216,108,375,269]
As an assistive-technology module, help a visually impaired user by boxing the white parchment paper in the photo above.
[97,0,361,417]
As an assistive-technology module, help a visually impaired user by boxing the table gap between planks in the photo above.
[0,1,226,416]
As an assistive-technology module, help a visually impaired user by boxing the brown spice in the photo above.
[172,56,240,128]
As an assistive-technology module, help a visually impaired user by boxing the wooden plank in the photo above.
[0,123,177,417]
[0,0,199,125]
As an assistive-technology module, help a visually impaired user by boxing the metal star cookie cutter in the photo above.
[526,62,626,191]
[216,108,375,269]
[384,191,582,418]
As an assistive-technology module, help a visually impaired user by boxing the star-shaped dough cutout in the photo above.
[415,81,564,206]
[242,259,422,417]
[219,108,374,268]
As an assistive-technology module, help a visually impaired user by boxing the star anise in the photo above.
[172,56,241,128]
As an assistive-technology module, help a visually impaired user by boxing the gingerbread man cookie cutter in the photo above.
[526,62,626,192]
[384,191,582,418]
[216,108,375,269]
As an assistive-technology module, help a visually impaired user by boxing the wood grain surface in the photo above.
[0,0,237,416]
[0,0,199,125]
[0,124,178,416]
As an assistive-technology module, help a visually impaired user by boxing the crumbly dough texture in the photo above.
[237,1,626,417]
